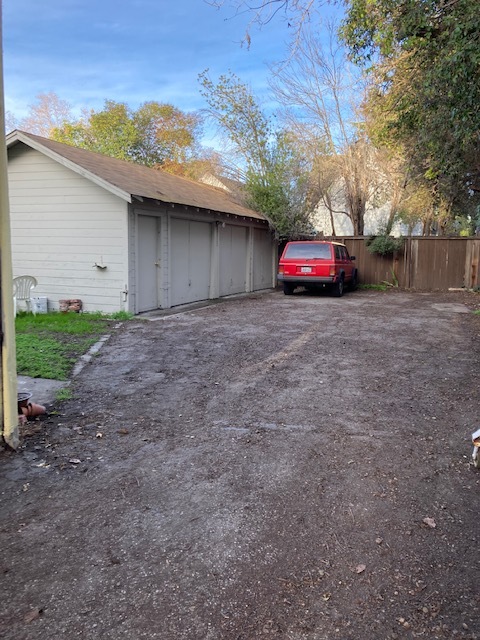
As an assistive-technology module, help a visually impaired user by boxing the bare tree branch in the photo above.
[269,23,379,234]
[5,110,18,133]
[19,92,73,137]
[205,0,330,48]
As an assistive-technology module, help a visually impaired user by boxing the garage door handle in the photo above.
[154,261,160,267]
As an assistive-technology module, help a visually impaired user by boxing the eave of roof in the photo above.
[6,130,267,222]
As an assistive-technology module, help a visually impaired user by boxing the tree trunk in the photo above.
[386,203,397,235]
[350,196,366,236]
[353,215,364,236]
[323,193,337,236]
[345,175,366,236]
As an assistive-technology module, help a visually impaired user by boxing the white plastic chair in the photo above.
[13,276,37,316]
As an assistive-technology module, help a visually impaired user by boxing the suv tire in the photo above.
[332,276,344,297]
[349,271,358,291]
[283,282,295,295]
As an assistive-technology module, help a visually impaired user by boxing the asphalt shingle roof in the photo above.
[8,131,266,222]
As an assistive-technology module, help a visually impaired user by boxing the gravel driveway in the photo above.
[1,289,479,639]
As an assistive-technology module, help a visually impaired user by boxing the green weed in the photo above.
[108,311,134,320]
[55,387,73,401]
[358,283,389,291]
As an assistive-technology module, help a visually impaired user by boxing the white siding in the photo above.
[8,145,129,313]
[313,180,423,237]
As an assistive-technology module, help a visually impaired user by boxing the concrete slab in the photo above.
[138,289,276,321]
[17,375,67,407]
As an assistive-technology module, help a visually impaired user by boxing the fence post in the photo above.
[465,239,480,288]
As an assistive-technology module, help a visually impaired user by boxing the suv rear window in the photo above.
[283,244,332,259]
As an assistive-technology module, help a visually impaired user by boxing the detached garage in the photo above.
[6,131,276,314]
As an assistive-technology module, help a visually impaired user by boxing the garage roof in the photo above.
[6,130,267,222]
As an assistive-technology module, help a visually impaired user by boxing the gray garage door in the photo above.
[253,228,273,290]
[219,224,248,296]
[171,218,211,306]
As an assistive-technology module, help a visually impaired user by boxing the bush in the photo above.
[366,235,405,256]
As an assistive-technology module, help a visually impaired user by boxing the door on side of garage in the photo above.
[137,215,161,312]
[170,218,212,306]
[219,224,248,296]
[253,228,274,290]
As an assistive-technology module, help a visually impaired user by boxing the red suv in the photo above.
[277,241,357,297]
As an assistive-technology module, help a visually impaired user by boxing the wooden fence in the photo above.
[330,237,480,290]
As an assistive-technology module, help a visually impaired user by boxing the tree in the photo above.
[51,100,203,170]
[5,111,18,133]
[206,0,335,47]
[199,70,314,238]
[19,92,73,137]
[245,131,314,238]
[199,70,272,175]
[131,102,203,166]
[270,25,380,235]
[53,101,138,161]
[209,0,479,235]
[341,0,480,231]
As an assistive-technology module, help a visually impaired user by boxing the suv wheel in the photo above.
[283,282,295,295]
[332,276,344,297]
[349,272,358,291]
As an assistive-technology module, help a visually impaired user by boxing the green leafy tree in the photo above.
[199,70,313,238]
[199,70,272,176]
[341,0,480,231]
[54,101,138,161]
[210,1,479,234]
[131,102,202,166]
[245,131,314,238]
[52,100,203,169]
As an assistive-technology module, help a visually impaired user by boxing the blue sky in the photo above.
[3,0,344,146]
[2,1,285,137]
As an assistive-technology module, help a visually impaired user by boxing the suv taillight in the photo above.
[278,265,284,275]
[329,266,336,277]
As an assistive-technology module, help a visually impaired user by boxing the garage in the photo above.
[7,130,277,314]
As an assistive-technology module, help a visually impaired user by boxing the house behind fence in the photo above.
[334,237,480,290]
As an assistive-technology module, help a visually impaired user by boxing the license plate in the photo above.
[300,266,312,273]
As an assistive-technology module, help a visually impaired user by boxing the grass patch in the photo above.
[15,334,95,380]
[16,311,110,335]
[474,310,480,316]
[109,311,134,321]
[358,283,389,291]
[15,311,129,380]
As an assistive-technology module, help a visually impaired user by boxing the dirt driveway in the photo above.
[1,289,479,639]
